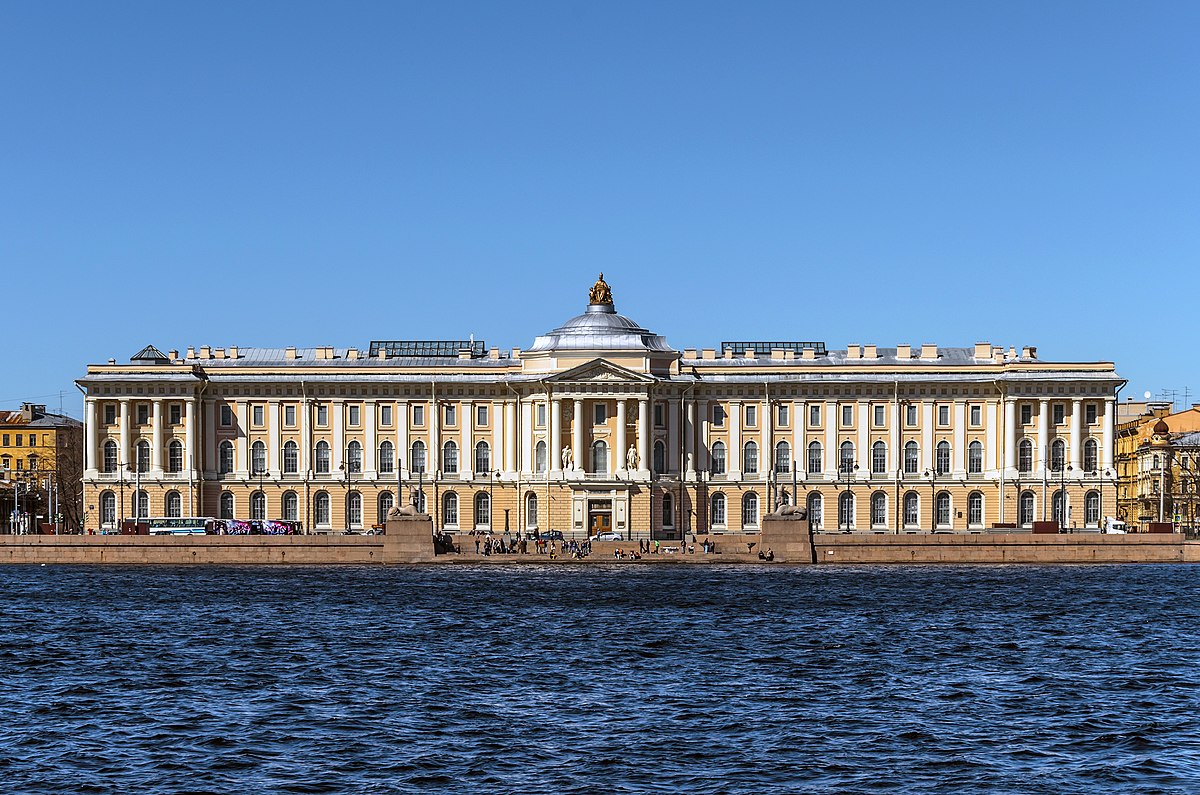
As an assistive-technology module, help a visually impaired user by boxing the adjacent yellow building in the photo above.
[1116,404,1200,531]
[1,403,84,533]
[78,276,1123,537]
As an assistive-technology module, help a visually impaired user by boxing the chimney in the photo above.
[784,350,795,360]
[896,344,911,359]
[743,348,756,359]
[702,349,716,360]
[347,348,359,360]
[200,346,211,359]
[685,349,698,359]
[489,347,500,360]
[974,342,991,359]
[802,348,816,360]
[847,344,861,359]
[229,346,239,359]
[920,343,938,360]
[511,347,522,359]
[186,346,195,360]
[723,348,734,359]
[863,344,877,358]
[168,349,178,362]
[286,347,298,360]
[1008,346,1017,360]
[1022,346,1038,359]
[770,348,785,360]
[214,348,226,359]
[458,349,472,360]
[377,348,389,360]
[993,348,1004,364]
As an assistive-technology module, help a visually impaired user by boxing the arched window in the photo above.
[251,441,267,474]
[711,493,727,526]
[742,492,759,528]
[1052,489,1065,526]
[807,492,823,530]
[166,490,182,518]
[251,490,266,520]
[743,441,759,475]
[346,441,363,474]
[808,441,823,474]
[1085,490,1100,526]
[936,491,951,527]
[410,440,427,473]
[103,440,118,473]
[935,441,951,475]
[1051,440,1066,472]
[904,441,919,474]
[474,492,490,528]
[443,492,459,526]
[314,492,330,526]
[775,441,791,474]
[1083,439,1098,473]
[871,492,887,527]
[220,491,234,520]
[535,441,547,474]
[1019,490,1035,526]
[283,441,299,474]
[168,440,184,473]
[653,440,666,474]
[968,441,983,474]
[662,492,674,528]
[839,441,855,474]
[100,491,116,526]
[134,490,149,518]
[592,440,608,474]
[526,493,538,528]
[838,491,855,528]
[475,441,491,474]
[904,491,919,527]
[378,490,394,524]
[219,441,234,475]
[711,442,727,475]
[136,440,150,473]
[315,441,330,474]
[282,491,298,522]
[871,441,886,474]
[414,489,427,514]
[379,441,395,475]
[1018,440,1034,474]
[968,491,983,527]
[443,441,458,474]
[347,491,362,527]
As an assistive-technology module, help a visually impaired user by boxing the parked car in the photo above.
[533,530,564,542]
[589,531,626,542]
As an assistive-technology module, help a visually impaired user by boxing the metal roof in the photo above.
[527,302,675,354]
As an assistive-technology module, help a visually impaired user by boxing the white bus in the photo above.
[144,517,216,535]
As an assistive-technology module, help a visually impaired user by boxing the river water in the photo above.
[2,564,1198,794]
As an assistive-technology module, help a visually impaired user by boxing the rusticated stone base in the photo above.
[382,515,435,563]
[760,514,815,564]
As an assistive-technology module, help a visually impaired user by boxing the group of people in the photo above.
[472,533,525,556]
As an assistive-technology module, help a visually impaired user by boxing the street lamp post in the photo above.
[925,468,936,531]
[488,467,495,533]
[840,459,858,532]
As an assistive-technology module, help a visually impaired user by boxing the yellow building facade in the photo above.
[1,403,84,533]
[79,276,1123,537]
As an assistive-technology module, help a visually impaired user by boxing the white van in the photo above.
[1103,517,1127,534]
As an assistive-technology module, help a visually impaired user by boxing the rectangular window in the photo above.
[840,405,853,427]
[349,405,361,426]
[476,404,488,426]
[1085,403,1097,425]
[316,404,329,426]
[906,404,918,427]
[412,405,425,426]
[937,405,950,427]
[536,403,546,427]
[1,434,7,446]
[1020,404,1032,424]
[169,404,182,425]
[809,404,821,427]
[594,403,606,425]
[220,405,233,427]
[777,404,788,427]
[712,405,725,427]
[1053,404,1065,425]
[137,404,149,425]
[654,404,664,428]
[14,434,22,447]
[745,404,757,427]
[873,404,885,428]
[381,405,393,426]
[445,405,457,426]
[104,405,117,425]
[252,405,265,426]
[970,405,982,426]
[284,405,296,426]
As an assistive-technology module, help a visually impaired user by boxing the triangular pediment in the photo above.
[547,358,655,384]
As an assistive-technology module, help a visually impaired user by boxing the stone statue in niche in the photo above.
[627,445,638,470]
[562,446,573,471]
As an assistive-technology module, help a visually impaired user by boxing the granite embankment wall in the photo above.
[0,533,1196,565]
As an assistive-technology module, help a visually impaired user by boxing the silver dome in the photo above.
[528,303,675,353]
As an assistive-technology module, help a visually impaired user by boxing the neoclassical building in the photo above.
[79,276,1122,536]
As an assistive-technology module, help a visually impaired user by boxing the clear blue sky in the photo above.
[2,1,1197,417]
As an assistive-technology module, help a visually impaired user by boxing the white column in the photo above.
[151,400,164,474]
[1101,398,1115,471]
[761,398,771,478]
[521,400,533,475]
[364,400,377,479]
[572,398,584,474]
[185,398,197,475]
[667,398,679,474]
[269,401,282,477]
[300,400,311,476]
[637,398,649,477]
[461,401,474,480]
[857,400,869,480]
[953,401,966,477]
[685,400,696,478]
[119,399,131,469]
[616,398,628,475]
[729,400,743,479]
[697,399,709,473]
[236,401,249,476]
[503,400,516,475]
[1004,398,1017,476]
[824,401,836,478]
[1037,398,1049,477]
[795,400,806,477]
[85,398,98,475]
[921,401,934,473]
[204,400,216,474]
[551,397,563,476]
[332,400,344,477]
[430,391,440,477]
[986,401,998,474]
[397,401,409,479]
[889,400,901,475]
[1069,398,1082,477]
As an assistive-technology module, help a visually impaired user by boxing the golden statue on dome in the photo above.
[589,272,613,305]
